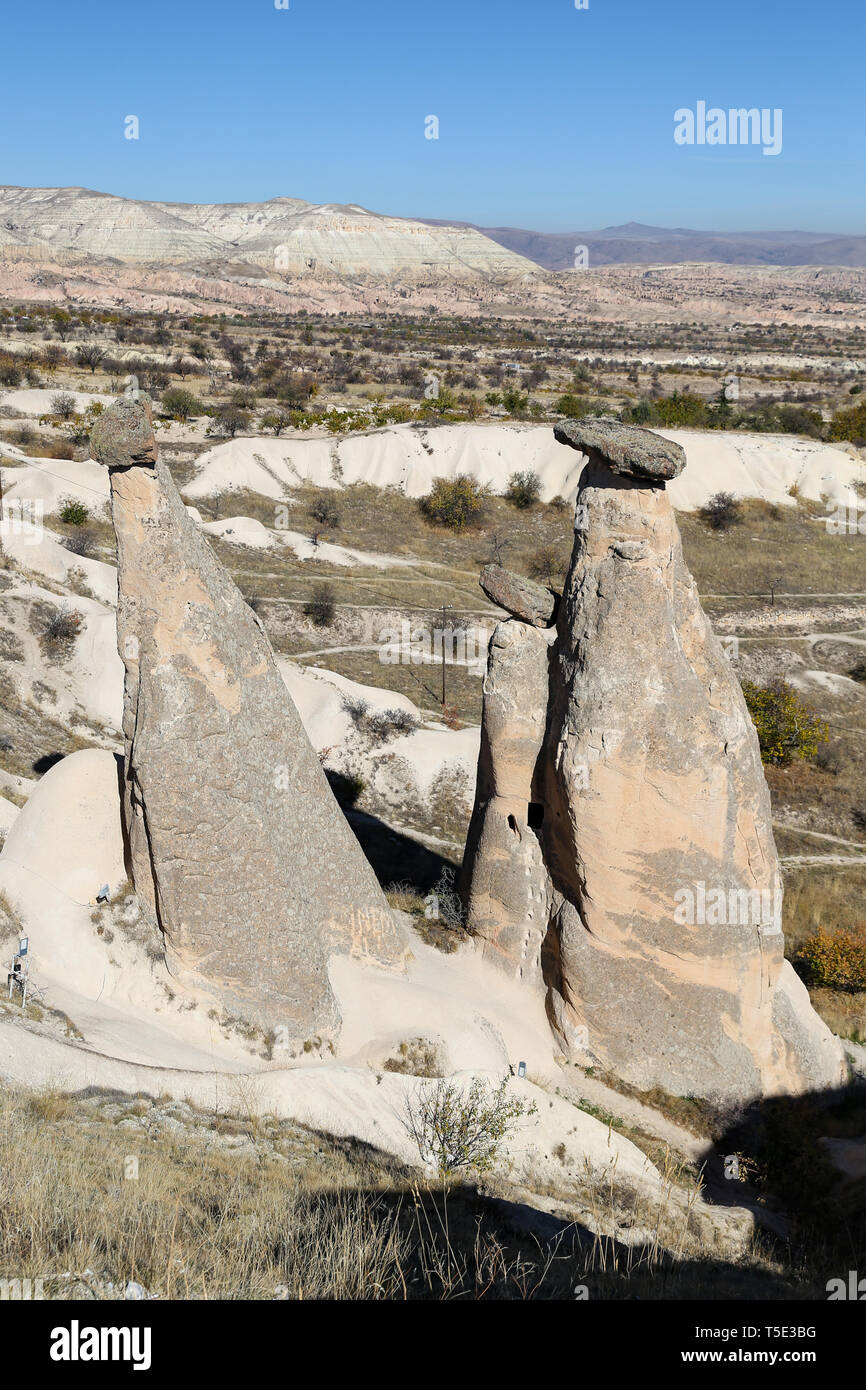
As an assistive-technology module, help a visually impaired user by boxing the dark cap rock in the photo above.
[554,416,686,482]
[480,564,556,627]
[91,397,158,471]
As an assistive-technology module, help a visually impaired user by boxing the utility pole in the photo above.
[440,603,453,707]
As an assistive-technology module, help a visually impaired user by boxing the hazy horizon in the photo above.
[1,184,863,241]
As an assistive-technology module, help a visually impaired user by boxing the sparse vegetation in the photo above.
[796,925,866,993]
[309,495,341,529]
[42,605,85,653]
[303,583,336,628]
[699,491,742,532]
[403,1076,536,1176]
[420,475,487,531]
[505,469,542,510]
[742,680,829,766]
[62,527,98,558]
[383,1038,443,1078]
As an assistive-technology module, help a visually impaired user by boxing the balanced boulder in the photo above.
[463,418,845,1101]
[479,564,557,627]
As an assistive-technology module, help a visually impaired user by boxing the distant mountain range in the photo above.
[3,190,862,277]
[0,186,538,281]
[421,219,866,269]
[0,188,862,319]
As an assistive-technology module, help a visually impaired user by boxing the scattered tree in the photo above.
[51,392,77,421]
[304,583,336,628]
[403,1076,536,1176]
[699,491,742,531]
[208,403,251,438]
[742,680,829,766]
[75,345,107,374]
[421,475,486,531]
[506,469,542,509]
[51,310,74,342]
[260,410,292,436]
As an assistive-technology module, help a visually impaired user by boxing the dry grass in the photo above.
[779,863,866,1040]
[0,1087,412,1299]
[678,497,866,596]
[782,863,866,954]
[583,1073,718,1140]
[383,1038,444,1078]
[0,1085,815,1300]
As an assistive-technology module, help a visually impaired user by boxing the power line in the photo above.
[0,452,109,500]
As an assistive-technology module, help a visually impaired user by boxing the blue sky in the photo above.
[1,0,863,231]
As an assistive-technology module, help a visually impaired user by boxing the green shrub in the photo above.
[58,497,89,526]
[161,387,203,422]
[553,393,589,419]
[828,401,866,445]
[402,1076,536,1176]
[505,469,542,509]
[741,680,828,765]
[304,583,336,628]
[773,404,825,439]
[420,475,486,531]
[501,388,529,419]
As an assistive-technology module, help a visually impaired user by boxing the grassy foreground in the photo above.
[0,1084,849,1302]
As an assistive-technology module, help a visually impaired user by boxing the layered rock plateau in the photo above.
[91,397,405,1038]
[462,417,845,1100]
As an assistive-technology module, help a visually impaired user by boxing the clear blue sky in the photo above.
[1,0,863,232]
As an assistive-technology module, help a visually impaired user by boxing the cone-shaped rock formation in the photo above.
[462,419,845,1100]
[91,397,405,1038]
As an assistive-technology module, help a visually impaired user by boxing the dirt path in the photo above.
[780,854,866,867]
[773,823,866,851]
